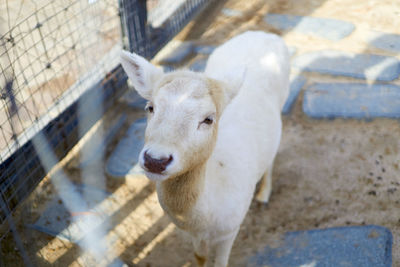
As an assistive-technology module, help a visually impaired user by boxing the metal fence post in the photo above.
[119,0,150,58]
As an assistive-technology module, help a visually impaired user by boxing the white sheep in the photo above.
[120,31,290,267]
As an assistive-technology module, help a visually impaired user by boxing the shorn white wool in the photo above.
[120,31,290,267]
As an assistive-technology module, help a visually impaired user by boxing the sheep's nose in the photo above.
[143,151,173,174]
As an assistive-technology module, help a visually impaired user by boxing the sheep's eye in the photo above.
[145,104,154,113]
[202,116,213,125]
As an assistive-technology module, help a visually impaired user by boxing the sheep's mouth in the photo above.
[144,170,170,182]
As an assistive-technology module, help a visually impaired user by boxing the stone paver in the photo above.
[282,75,306,114]
[303,83,400,119]
[120,90,147,109]
[194,45,216,55]
[27,184,112,242]
[248,225,392,267]
[161,65,175,72]
[367,31,400,54]
[264,14,355,41]
[292,50,400,81]
[221,8,243,17]
[106,118,146,177]
[159,41,194,65]
[189,57,208,72]
[79,114,126,168]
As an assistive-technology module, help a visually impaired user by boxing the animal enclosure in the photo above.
[2,0,400,266]
[0,0,211,254]
[0,0,124,231]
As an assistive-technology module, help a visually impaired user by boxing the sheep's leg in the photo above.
[255,164,273,203]
[193,238,208,267]
[214,230,239,267]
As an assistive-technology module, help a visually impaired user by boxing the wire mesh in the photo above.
[120,0,211,59]
[0,0,122,162]
[0,0,123,229]
[0,0,212,262]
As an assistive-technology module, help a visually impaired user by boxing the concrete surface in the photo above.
[248,225,392,267]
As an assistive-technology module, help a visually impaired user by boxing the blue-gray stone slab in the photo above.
[121,90,147,109]
[194,45,216,55]
[303,83,400,119]
[221,8,243,17]
[264,14,355,41]
[79,114,126,168]
[106,118,146,177]
[27,184,112,242]
[162,65,175,73]
[159,42,194,65]
[292,50,400,81]
[367,31,400,54]
[248,225,392,267]
[190,58,208,72]
[282,75,306,114]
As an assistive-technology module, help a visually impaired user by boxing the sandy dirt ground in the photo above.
[2,0,400,266]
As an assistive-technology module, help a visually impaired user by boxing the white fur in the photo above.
[202,31,289,224]
[120,31,290,266]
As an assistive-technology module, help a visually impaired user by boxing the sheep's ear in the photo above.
[208,79,240,116]
[120,50,163,100]
[207,68,245,114]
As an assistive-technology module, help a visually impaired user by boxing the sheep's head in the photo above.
[121,51,237,181]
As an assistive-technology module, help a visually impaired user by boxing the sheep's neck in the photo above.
[158,164,205,227]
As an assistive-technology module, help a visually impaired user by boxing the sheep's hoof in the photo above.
[255,190,271,204]
[194,253,206,266]
[255,199,269,210]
